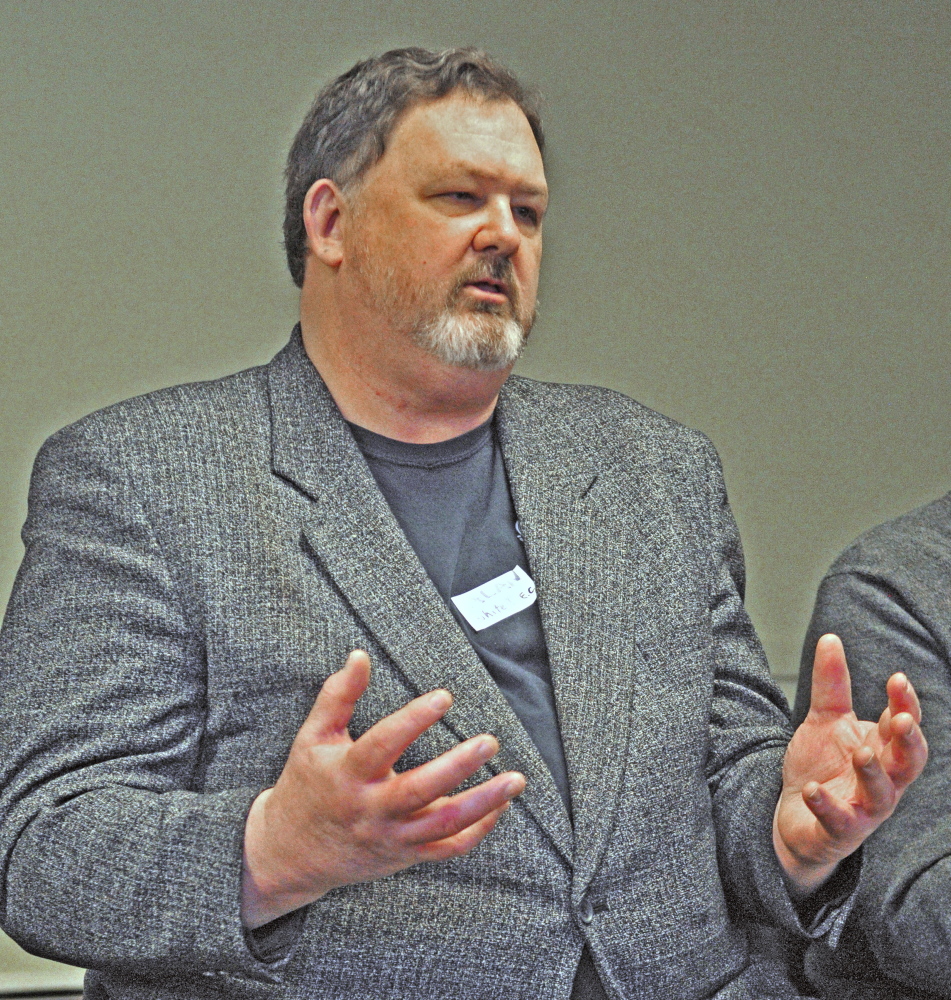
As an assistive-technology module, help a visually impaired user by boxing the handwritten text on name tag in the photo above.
[451,565,537,632]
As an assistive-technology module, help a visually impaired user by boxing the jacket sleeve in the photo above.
[697,437,857,944]
[796,563,951,993]
[0,419,288,981]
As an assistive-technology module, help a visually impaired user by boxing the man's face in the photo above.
[341,92,548,371]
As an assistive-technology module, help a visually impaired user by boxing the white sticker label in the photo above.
[451,565,537,632]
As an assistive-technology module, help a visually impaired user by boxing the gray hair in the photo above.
[283,47,544,288]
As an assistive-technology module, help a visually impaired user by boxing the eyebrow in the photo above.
[442,164,548,199]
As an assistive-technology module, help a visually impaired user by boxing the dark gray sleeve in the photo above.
[690,438,856,942]
[0,422,289,981]
[795,565,951,994]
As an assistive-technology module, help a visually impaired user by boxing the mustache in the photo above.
[454,256,517,292]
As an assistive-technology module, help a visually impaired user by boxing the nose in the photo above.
[472,196,521,257]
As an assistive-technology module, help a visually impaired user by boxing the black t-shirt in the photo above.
[348,418,571,812]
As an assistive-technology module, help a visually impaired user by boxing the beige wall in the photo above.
[0,0,948,982]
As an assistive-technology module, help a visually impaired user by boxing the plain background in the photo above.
[0,0,947,985]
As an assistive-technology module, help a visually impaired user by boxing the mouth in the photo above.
[465,278,509,301]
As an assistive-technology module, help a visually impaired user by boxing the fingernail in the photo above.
[429,690,452,711]
[804,784,821,802]
[476,736,496,756]
[504,775,525,796]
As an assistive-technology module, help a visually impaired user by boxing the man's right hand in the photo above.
[241,650,525,929]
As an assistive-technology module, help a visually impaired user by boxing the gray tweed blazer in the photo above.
[0,329,809,999]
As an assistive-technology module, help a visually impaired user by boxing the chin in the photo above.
[413,313,529,371]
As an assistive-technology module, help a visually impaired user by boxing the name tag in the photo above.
[451,565,537,632]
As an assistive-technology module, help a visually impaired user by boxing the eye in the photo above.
[515,205,540,226]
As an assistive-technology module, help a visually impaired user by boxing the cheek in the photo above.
[518,249,542,299]
[397,217,460,266]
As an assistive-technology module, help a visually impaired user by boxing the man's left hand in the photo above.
[773,633,928,897]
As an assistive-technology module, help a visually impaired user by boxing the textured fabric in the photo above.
[350,417,570,809]
[0,327,818,999]
[793,493,951,1000]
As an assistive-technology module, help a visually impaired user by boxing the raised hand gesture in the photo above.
[773,633,928,895]
[242,650,525,928]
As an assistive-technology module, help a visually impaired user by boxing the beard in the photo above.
[350,245,536,372]
[414,311,526,371]
[413,257,535,371]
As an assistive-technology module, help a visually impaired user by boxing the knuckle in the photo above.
[428,815,460,843]
[362,727,392,760]
[395,775,430,814]
[337,797,363,827]
[427,803,466,842]
[399,697,430,727]
[349,813,394,853]
[327,800,362,837]
[320,671,347,699]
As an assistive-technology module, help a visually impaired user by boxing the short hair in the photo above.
[283,47,544,288]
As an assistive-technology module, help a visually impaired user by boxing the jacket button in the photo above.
[579,898,594,925]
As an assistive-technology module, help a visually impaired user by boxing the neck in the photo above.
[299,290,510,444]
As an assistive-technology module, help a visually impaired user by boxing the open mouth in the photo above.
[467,279,508,298]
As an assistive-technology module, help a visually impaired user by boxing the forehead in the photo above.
[374,93,547,194]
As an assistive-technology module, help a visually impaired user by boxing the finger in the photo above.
[385,734,501,815]
[800,781,858,841]
[300,650,372,742]
[882,715,929,790]
[405,773,525,847]
[886,673,922,724]
[415,803,510,863]
[877,705,893,744]
[851,746,896,817]
[809,634,853,718]
[346,687,454,781]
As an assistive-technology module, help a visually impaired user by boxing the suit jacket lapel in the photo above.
[266,333,573,862]
[497,378,665,891]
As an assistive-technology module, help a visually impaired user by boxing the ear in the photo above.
[302,178,346,268]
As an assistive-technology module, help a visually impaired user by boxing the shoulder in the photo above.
[826,493,951,584]
[22,363,278,557]
[502,374,702,440]
[501,374,717,472]
[36,363,271,473]
[805,492,951,688]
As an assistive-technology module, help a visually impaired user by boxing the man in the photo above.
[0,47,927,999]
[793,493,951,1000]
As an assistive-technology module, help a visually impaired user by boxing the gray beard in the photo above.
[412,309,528,372]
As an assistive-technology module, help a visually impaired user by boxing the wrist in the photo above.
[771,799,840,901]
[241,788,333,929]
